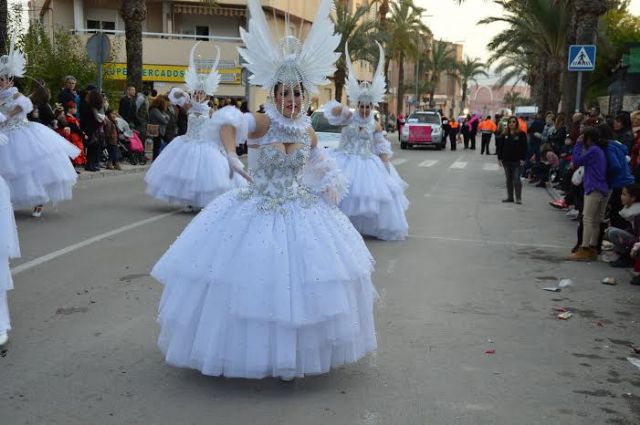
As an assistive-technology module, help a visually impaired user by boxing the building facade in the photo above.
[27,0,360,111]
[386,40,464,118]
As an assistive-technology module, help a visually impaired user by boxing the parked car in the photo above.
[311,108,381,150]
[400,110,444,150]
[310,111,342,149]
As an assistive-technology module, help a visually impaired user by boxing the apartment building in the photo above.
[28,0,368,111]
[387,41,464,117]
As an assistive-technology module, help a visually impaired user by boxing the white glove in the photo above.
[0,112,7,123]
[227,152,252,182]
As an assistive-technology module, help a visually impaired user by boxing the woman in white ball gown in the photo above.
[0,172,20,346]
[324,42,409,240]
[145,42,246,211]
[151,0,377,380]
[0,34,79,218]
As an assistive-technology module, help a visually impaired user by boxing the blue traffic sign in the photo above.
[568,45,596,71]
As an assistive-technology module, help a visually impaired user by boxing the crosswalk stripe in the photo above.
[391,158,408,166]
[449,161,467,169]
[418,159,438,167]
[483,163,500,171]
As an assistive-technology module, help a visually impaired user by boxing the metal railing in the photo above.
[69,28,242,42]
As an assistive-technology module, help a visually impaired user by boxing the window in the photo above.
[195,26,210,41]
[87,20,115,32]
[407,113,441,124]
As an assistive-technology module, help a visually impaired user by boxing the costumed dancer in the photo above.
[0,34,80,218]
[144,42,246,211]
[324,42,409,240]
[0,163,20,346]
[151,0,377,380]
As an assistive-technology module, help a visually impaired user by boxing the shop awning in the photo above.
[173,4,246,17]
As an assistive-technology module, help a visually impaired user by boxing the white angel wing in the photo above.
[7,31,25,78]
[344,42,361,104]
[298,0,341,93]
[238,0,282,88]
[369,41,386,105]
[184,41,202,92]
[204,45,221,95]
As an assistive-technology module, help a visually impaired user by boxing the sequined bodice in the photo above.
[337,122,375,157]
[239,108,316,210]
[185,113,209,142]
[0,89,28,130]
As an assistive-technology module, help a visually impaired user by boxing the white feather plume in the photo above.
[345,41,386,106]
[0,31,26,78]
[184,41,221,95]
[297,0,341,93]
[238,0,340,93]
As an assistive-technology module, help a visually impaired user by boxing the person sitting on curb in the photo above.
[605,184,640,268]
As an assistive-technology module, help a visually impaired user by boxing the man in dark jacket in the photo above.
[119,85,138,127]
[58,75,80,114]
[524,111,545,177]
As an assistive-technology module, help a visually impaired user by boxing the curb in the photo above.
[77,164,150,181]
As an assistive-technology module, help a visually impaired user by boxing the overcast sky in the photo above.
[417,0,640,82]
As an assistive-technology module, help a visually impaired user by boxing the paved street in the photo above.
[2,137,640,425]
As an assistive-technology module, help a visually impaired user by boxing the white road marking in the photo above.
[11,210,179,276]
[417,159,438,167]
[449,161,468,169]
[386,259,397,274]
[391,158,408,166]
[407,233,564,249]
[483,163,500,171]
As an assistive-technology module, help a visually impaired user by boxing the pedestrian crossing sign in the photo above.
[568,45,596,71]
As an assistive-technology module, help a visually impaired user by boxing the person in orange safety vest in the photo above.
[478,115,497,155]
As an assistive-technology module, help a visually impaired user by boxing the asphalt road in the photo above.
[1,136,639,425]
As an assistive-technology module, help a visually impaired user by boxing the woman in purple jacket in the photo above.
[569,127,609,261]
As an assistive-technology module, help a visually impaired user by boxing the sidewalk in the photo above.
[76,163,150,181]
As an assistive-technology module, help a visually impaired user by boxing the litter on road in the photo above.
[543,287,561,292]
[627,357,640,370]
[601,277,617,285]
[557,311,573,320]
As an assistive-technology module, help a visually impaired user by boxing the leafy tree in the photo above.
[330,0,380,102]
[455,56,487,110]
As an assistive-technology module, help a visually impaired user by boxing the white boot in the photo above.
[0,330,8,346]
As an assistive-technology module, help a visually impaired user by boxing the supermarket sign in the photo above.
[104,63,241,84]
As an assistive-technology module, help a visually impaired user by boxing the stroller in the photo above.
[116,117,147,165]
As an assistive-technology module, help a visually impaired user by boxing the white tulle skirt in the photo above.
[0,176,19,333]
[332,151,409,240]
[145,137,247,209]
[0,121,79,209]
[152,189,377,379]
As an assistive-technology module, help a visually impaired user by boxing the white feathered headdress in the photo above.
[184,41,221,95]
[345,41,386,107]
[0,32,26,79]
[238,0,340,95]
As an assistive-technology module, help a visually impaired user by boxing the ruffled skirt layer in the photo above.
[332,151,409,240]
[0,122,79,208]
[145,136,247,208]
[152,189,377,379]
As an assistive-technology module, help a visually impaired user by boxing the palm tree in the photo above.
[386,0,429,114]
[119,0,147,91]
[330,0,380,103]
[458,0,610,113]
[503,90,523,112]
[479,0,570,112]
[0,0,6,55]
[456,56,488,110]
[422,39,457,108]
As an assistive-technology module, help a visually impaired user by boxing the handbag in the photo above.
[571,166,584,186]
[146,124,160,138]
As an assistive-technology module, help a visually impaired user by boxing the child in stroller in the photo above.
[114,114,147,165]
